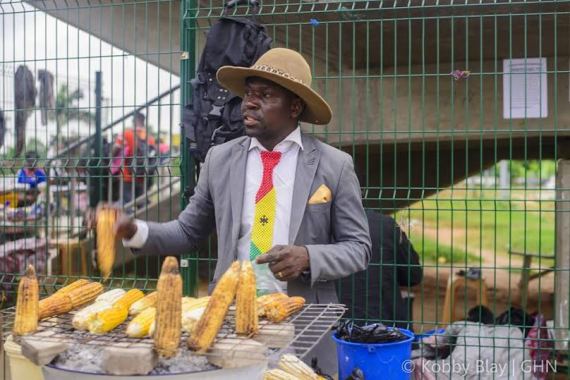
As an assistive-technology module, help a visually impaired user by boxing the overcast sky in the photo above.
[0,2,180,154]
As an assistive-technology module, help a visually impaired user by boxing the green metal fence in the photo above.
[0,0,183,299]
[2,0,570,378]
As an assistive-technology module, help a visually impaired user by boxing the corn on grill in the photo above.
[1,303,345,373]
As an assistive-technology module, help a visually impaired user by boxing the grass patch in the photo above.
[398,188,555,262]
[415,235,479,264]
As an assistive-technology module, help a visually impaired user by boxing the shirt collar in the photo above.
[249,127,304,153]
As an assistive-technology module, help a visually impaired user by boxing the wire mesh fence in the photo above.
[1,0,570,378]
[0,0,182,300]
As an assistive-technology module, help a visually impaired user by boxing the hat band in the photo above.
[251,64,306,85]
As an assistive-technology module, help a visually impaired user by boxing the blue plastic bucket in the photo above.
[332,328,415,380]
[414,328,446,342]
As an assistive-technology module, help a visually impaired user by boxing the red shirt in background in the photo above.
[117,128,156,183]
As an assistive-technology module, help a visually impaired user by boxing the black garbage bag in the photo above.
[335,320,409,344]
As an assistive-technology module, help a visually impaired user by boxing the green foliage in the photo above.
[0,138,47,160]
[495,160,556,181]
[415,235,479,264]
[50,84,95,138]
[403,188,555,265]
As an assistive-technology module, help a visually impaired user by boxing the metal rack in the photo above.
[1,304,345,373]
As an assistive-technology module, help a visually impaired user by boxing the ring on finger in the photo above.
[277,271,283,279]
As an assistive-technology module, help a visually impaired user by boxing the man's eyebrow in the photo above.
[245,83,273,91]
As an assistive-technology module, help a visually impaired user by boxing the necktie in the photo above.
[249,150,282,261]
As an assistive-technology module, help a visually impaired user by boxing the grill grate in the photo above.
[1,304,345,363]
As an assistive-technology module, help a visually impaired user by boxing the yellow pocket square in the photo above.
[308,184,332,204]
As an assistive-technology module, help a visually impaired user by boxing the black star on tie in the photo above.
[260,215,269,225]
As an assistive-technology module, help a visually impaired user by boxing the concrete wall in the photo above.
[28,0,181,74]
[310,58,570,146]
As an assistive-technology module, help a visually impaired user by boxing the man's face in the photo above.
[241,77,301,142]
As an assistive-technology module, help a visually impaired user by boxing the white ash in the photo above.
[53,344,104,374]
[51,343,216,375]
[150,351,216,375]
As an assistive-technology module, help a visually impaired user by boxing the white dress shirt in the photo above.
[123,128,303,268]
[236,127,302,260]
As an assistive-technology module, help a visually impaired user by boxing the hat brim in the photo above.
[217,66,332,125]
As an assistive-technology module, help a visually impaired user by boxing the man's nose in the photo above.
[243,97,260,110]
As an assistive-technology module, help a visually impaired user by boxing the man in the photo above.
[113,48,371,371]
[339,210,423,330]
[114,112,156,206]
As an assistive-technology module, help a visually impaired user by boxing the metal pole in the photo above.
[180,0,198,296]
[90,71,103,208]
[555,159,570,351]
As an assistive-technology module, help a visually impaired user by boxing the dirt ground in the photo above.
[412,266,554,332]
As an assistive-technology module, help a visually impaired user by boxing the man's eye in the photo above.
[264,93,272,98]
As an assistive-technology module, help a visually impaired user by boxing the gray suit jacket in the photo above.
[134,133,371,303]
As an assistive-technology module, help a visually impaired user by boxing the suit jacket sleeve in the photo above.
[304,156,371,286]
[132,148,216,256]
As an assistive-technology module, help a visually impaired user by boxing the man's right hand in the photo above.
[86,203,138,240]
[113,213,138,240]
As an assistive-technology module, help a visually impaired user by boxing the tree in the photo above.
[49,84,95,141]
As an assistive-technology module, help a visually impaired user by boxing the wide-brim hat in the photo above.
[216,48,332,125]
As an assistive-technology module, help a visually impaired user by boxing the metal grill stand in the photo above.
[2,304,345,378]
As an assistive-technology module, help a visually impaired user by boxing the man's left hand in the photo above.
[256,245,310,281]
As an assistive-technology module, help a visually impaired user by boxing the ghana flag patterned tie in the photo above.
[249,150,282,261]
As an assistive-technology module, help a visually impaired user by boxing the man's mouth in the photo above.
[243,115,259,127]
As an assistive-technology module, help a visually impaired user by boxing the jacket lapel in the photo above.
[230,139,249,255]
[289,134,320,243]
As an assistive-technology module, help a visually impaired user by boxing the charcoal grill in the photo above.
[1,303,345,379]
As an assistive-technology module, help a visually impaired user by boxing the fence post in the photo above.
[179,0,198,296]
[89,71,103,208]
[555,159,570,351]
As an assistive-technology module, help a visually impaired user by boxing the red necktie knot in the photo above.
[260,151,282,172]
[256,151,282,202]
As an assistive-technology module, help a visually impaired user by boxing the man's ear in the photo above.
[291,97,305,119]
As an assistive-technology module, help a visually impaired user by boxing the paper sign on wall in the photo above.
[503,58,548,119]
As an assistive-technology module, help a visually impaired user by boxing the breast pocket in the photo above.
[306,202,331,213]
[304,202,331,242]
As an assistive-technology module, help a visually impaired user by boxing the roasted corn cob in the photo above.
[278,354,318,380]
[95,288,126,304]
[265,296,305,323]
[154,257,183,358]
[181,296,196,306]
[39,295,73,320]
[263,369,300,380]
[257,292,288,317]
[236,261,258,336]
[13,265,39,335]
[188,261,241,352]
[181,297,210,333]
[54,279,91,295]
[126,306,156,338]
[72,301,113,330]
[183,296,209,309]
[96,207,117,280]
[88,305,129,334]
[129,291,158,315]
[114,288,144,311]
[66,282,104,309]
[39,279,99,319]
[149,297,210,336]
